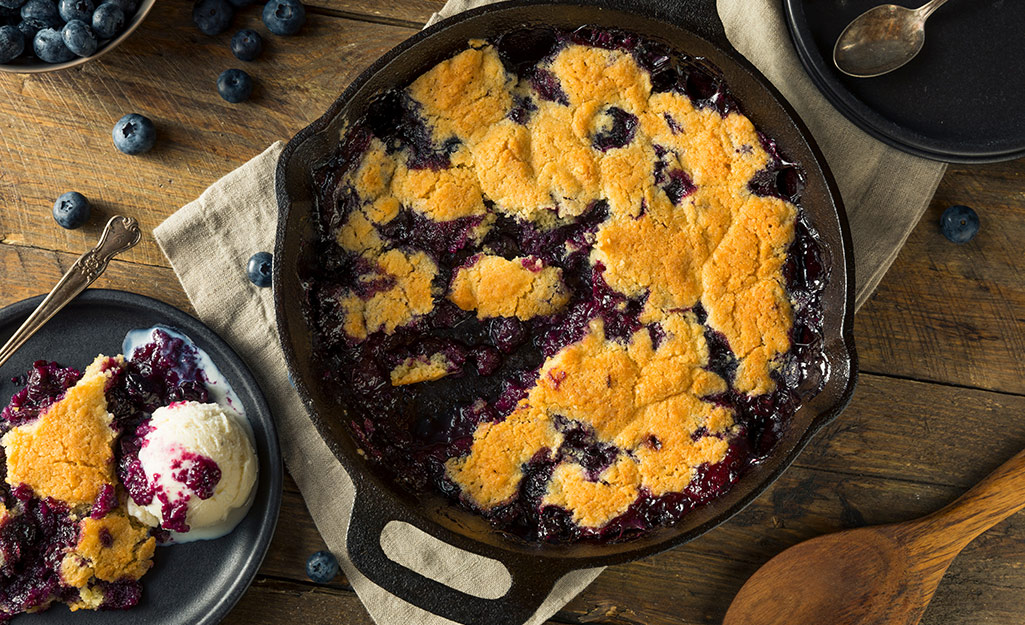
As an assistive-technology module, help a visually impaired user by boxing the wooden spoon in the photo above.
[723,448,1025,625]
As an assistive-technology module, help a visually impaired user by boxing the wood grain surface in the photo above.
[1,1,1024,624]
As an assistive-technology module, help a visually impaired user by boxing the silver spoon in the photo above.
[0,215,141,370]
[833,0,953,78]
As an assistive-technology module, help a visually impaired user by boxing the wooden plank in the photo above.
[856,158,1025,396]
[0,0,417,268]
[222,578,378,625]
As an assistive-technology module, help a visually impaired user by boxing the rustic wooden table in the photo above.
[1,1,1024,623]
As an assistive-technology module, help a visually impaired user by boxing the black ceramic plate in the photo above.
[0,289,281,625]
[784,0,1025,163]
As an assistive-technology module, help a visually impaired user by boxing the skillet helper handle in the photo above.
[625,0,731,51]
[346,485,570,625]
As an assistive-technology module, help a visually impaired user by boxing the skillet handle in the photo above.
[625,0,732,51]
[346,484,573,625]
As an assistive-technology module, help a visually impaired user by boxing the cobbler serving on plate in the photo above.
[302,26,827,543]
[0,328,257,620]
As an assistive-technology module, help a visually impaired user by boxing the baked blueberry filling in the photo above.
[300,26,828,543]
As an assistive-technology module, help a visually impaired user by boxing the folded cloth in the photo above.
[154,1,946,624]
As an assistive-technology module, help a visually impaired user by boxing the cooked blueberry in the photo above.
[52,191,90,229]
[684,68,718,102]
[496,26,558,75]
[20,0,56,21]
[62,19,96,56]
[217,68,253,103]
[471,345,502,376]
[0,0,26,11]
[90,2,122,38]
[261,0,303,36]
[592,106,638,151]
[192,0,232,35]
[487,317,526,353]
[112,113,155,154]
[246,251,272,287]
[940,205,980,244]
[57,0,92,23]
[33,27,73,63]
[0,24,23,62]
[230,28,261,61]
[305,550,338,584]
[17,16,51,40]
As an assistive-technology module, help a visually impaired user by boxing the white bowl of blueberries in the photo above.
[0,0,154,72]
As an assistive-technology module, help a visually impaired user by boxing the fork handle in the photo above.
[0,215,141,370]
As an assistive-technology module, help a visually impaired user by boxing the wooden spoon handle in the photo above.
[910,447,1025,553]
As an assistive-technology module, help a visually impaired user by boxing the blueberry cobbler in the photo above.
[0,328,257,620]
[303,27,827,543]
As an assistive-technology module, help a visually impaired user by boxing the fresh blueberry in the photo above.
[18,17,51,40]
[230,28,260,61]
[226,0,254,6]
[112,113,155,154]
[305,550,338,584]
[940,205,980,244]
[20,0,58,24]
[52,191,91,229]
[57,0,92,23]
[0,24,23,61]
[217,68,252,103]
[261,0,303,36]
[33,27,73,62]
[0,0,26,11]
[90,2,122,38]
[62,19,95,56]
[192,0,232,35]
[104,0,134,13]
[246,252,272,287]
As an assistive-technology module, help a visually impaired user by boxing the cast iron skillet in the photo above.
[274,1,858,623]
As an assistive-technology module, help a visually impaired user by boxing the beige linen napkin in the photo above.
[155,1,947,624]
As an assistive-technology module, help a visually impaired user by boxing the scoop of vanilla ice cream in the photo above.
[127,401,257,541]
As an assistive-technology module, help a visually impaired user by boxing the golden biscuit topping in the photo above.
[449,255,569,320]
[1,357,119,508]
[336,249,439,340]
[60,510,156,587]
[390,353,454,386]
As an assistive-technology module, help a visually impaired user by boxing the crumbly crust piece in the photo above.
[336,249,439,340]
[60,510,156,588]
[407,44,514,143]
[391,149,487,223]
[1,356,119,508]
[449,255,569,320]
[390,353,454,386]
